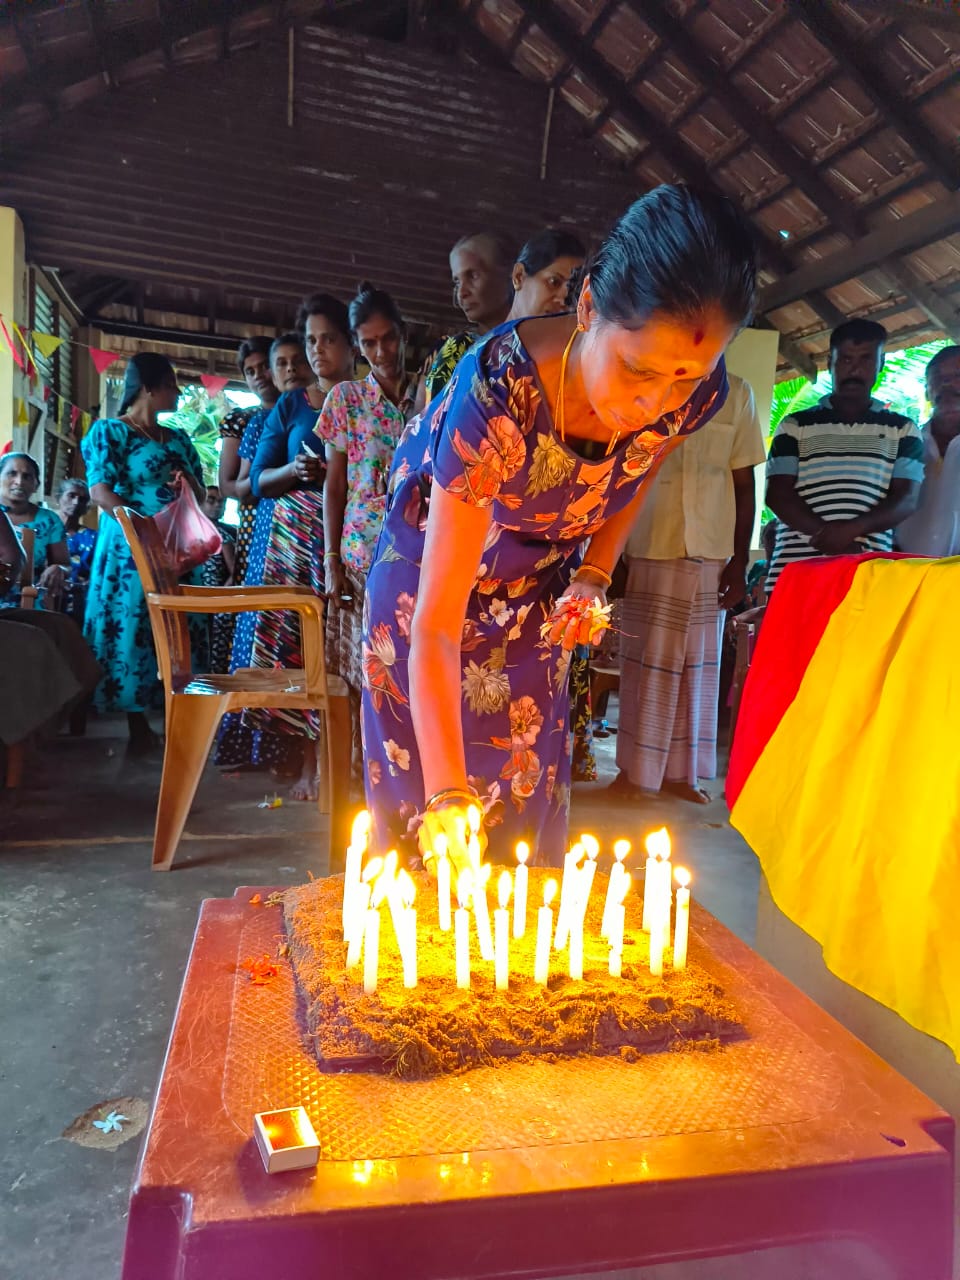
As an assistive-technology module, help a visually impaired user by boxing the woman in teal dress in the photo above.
[0,453,69,609]
[362,185,757,869]
[82,353,206,753]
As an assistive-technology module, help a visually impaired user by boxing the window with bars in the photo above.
[30,275,77,496]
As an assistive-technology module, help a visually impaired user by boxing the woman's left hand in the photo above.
[544,578,608,650]
[38,563,66,602]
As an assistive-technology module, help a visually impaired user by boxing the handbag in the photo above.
[153,483,222,575]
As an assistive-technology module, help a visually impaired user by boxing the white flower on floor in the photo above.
[489,598,515,628]
[92,1111,128,1134]
[384,739,411,774]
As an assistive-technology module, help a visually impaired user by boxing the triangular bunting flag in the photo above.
[89,348,120,375]
[15,397,29,427]
[70,405,81,435]
[200,374,230,397]
[80,412,92,437]
[0,315,25,371]
[31,330,63,360]
[42,385,51,403]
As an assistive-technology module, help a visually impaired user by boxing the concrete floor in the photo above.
[0,709,760,1279]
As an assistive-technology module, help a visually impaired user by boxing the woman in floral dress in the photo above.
[312,284,415,775]
[361,185,757,867]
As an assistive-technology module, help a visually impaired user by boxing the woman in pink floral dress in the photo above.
[361,185,757,867]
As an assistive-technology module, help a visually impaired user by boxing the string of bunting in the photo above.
[1,312,233,441]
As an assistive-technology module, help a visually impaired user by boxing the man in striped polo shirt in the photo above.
[766,318,924,592]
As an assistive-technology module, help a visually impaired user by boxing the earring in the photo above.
[577,321,586,332]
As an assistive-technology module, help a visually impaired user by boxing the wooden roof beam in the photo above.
[759,190,960,312]
[789,0,960,192]
[627,0,860,240]
[855,0,960,31]
[80,0,115,86]
[880,259,960,344]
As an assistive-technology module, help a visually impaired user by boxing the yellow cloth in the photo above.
[731,556,960,1059]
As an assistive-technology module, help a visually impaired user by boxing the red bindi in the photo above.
[675,367,687,377]
[693,329,704,345]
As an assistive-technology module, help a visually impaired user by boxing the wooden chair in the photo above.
[728,605,766,748]
[116,507,352,872]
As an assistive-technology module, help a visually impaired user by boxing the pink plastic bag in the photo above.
[153,484,222,576]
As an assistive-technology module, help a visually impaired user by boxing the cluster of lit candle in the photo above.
[340,811,692,994]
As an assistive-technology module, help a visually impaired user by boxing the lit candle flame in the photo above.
[467,833,482,868]
[645,826,671,860]
[361,856,384,884]
[569,842,584,866]
[350,810,371,845]
[581,833,600,860]
[675,866,691,889]
[477,862,492,887]
[382,849,399,880]
[397,868,416,908]
[457,870,473,910]
[371,873,390,909]
[516,841,530,866]
[498,871,512,910]
[613,838,630,864]
[543,878,558,907]
[467,804,481,835]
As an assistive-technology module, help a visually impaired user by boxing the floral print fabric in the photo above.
[81,419,205,712]
[0,506,66,610]
[361,321,727,865]
[309,372,407,575]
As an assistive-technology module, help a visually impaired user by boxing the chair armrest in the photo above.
[147,590,327,618]
[731,605,766,629]
[178,584,316,599]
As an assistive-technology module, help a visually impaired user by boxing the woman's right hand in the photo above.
[419,798,487,878]
[324,555,346,601]
[292,453,323,484]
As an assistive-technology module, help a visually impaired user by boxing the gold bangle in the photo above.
[573,562,612,589]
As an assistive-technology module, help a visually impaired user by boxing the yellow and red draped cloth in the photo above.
[728,552,960,1060]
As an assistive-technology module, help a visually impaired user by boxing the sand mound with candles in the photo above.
[283,868,745,1079]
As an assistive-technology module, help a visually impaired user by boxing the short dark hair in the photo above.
[119,352,177,414]
[516,228,587,277]
[451,230,516,271]
[589,185,756,330]
[237,336,272,373]
[295,293,351,344]
[829,319,888,352]
[348,281,405,338]
[0,451,41,483]
[269,332,305,365]
[926,344,960,383]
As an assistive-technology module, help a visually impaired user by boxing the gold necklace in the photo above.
[122,413,165,444]
[553,327,621,456]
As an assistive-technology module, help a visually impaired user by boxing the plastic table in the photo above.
[122,887,955,1279]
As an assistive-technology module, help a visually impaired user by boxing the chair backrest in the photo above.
[116,507,192,690]
[17,526,37,610]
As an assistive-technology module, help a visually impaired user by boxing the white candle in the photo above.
[362,906,380,995]
[673,867,691,970]
[471,863,495,962]
[396,869,418,989]
[380,850,407,953]
[602,839,630,939]
[513,842,529,938]
[435,833,452,932]
[494,872,511,991]
[455,871,472,989]
[644,827,671,934]
[554,843,583,950]
[608,871,630,978]
[345,881,371,969]
[578,834,599,915]
[342,811,371,935]
[534,879,557,985]
[346,855,383,949]
[649,918,665,977]
[568,922,583,981]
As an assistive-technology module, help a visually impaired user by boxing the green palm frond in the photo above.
[160,385,229,484]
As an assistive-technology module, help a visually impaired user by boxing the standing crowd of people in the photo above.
[2,181,957,870]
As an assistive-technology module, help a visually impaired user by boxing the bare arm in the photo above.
[89,481,126,520]
[847,478,920,537]
[218,436,242,498]
[233,458,254,501]
[409,483,493,800]
[322,446,348,598]
[718,465,756,609]
[766,473,825,537]
[257,455,322,498]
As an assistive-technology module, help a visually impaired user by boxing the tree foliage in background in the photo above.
[160,386,229,484]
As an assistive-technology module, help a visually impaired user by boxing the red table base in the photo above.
[123,888,955,1280]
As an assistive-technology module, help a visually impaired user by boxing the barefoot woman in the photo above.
[362,185,757,868]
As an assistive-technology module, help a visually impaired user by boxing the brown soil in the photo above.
[283,868,744,1079]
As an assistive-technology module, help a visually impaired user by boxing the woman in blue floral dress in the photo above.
[82,353,206,753]
[362,185,757,867]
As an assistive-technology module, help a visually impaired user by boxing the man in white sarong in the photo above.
[613,373,765,803]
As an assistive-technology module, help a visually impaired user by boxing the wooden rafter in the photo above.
[759,191,960,313]
[80,0,114,86]
[855,0,960,31]
[789,0,960,192]
[879,259,960,345]
[628,0,859,240]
